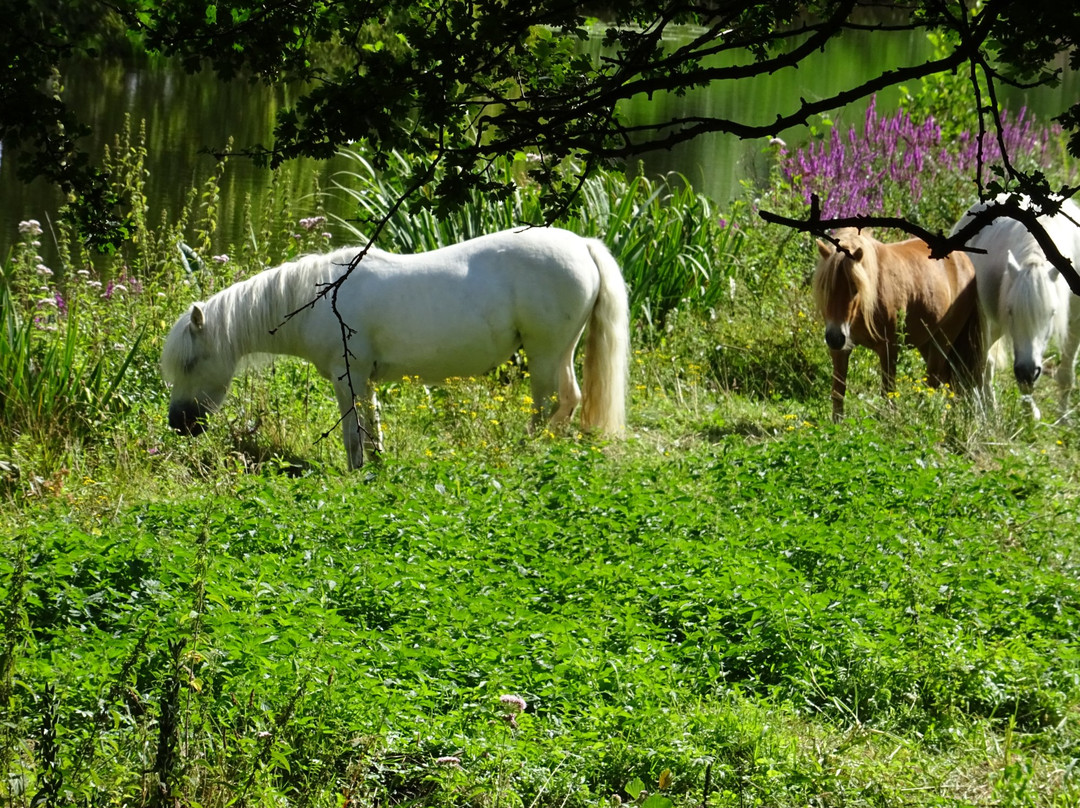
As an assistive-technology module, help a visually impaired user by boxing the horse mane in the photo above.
[811,228,881,339]
[164,246,368,378]
[1005,246,1069,348]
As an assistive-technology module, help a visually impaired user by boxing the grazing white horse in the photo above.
[951,195,1080,420]
[161,227,630,468]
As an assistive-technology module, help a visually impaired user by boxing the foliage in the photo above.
[4,418,1080,806]
[330,150,744,324]
[6,1,1080,247]
[0,222,144,450]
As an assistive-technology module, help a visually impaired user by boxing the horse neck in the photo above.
[207,264,308,361]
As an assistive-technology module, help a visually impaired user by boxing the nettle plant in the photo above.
[774,97,1077,229]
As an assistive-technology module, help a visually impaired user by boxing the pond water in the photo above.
[1,27,1076,264]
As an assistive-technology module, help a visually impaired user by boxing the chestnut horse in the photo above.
[811,229,983,420]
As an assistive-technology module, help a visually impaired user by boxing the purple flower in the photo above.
[778,97,1067,219]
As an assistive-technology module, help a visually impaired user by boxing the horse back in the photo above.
[315,228,604,381]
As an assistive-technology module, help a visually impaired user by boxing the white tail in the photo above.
[578,240,630,435]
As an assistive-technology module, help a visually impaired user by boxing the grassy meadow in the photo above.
[3,94,1080,807]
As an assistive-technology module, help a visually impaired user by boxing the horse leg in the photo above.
[829,348,851,422]
[526,354,564,433]
[362,388,384,456]
[877,341,898,397]
[332,374,368,470]
[925,347,950,390]
[550,345,583,427]
[982,318,1004,411]
[1055,318,1080,419]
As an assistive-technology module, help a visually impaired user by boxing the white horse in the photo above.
[161,227,630,468]
[951,195,1080,420]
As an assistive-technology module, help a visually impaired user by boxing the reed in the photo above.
[0,282,142,450]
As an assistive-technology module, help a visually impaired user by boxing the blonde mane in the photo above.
[811,228,881,340]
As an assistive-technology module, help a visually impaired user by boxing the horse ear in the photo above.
[189,304,205,332]
[816,239,833,259]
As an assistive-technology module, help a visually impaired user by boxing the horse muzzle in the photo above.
[1013,361,1042,392]
[824,323,851,351]
[169,400,211,436]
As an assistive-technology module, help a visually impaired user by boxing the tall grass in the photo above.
[0,277,142,451]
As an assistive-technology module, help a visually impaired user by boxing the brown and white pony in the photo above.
[811,228,983,420]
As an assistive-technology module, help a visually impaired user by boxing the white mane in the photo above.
[165,246,369,378]
[221,247,363,349]
[1005,242,1069,348]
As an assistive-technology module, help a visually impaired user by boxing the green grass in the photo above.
[4,411,1080,807]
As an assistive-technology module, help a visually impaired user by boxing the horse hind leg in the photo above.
[551,348,583,426]
[527,345,581,433]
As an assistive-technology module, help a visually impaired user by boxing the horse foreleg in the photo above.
[982,318,1004,411]
[332,377,367,470]
[829,349,851,422]
[362,389,384,456]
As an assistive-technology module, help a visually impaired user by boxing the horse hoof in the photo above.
[1020,395,1041,421]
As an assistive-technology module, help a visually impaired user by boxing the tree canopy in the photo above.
[5,1,1080,265]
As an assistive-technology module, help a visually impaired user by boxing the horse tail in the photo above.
[579,240,630,435]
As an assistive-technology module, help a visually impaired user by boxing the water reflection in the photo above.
[0,56,352,266]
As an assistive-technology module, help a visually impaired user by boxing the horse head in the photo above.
[1004,249,1065,393]
[812,232,877,350]
[161,303,236,436]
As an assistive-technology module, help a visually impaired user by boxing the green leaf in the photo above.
[625,778,645,799]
